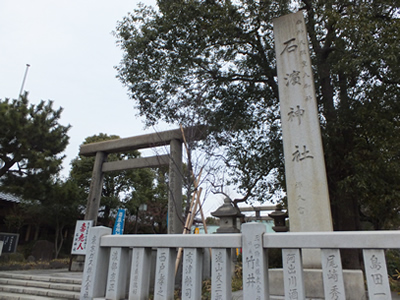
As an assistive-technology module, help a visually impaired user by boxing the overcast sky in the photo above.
[0,0,233,215]
[0,0,175,174]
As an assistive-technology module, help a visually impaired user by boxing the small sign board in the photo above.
[0,233,19,254]
[113,209,126,235]
[71,220,93,255]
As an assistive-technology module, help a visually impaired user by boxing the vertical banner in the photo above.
[71,220,93,255]
[113,209,126,235]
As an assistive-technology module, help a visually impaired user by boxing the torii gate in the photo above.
[79,126,206,234]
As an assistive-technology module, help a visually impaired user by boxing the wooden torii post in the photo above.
[79,126,206,234]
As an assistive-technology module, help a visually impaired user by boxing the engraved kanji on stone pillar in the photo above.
[274,11,333,267]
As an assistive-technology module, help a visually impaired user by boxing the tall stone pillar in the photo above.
[168,139,183,234]
[273,12,333,267]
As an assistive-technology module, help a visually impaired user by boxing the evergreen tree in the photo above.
[70,134,169,232]
[0,93,70,199]
[114,0,400,233]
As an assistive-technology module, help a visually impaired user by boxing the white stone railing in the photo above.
[80,223,399,300]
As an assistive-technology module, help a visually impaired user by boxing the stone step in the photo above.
[0,290,58,300]
[0,278,81,291]
[0,272,81,300]
[0,284,80,299]
[0,272,81,285]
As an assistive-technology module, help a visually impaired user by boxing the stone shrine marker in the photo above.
[273,12,333,266]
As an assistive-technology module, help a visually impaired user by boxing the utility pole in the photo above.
[19,64,30,98]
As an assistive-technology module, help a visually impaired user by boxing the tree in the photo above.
[114,0,400,234]
[70,134,169,232]
[0,93,71,199]
[47,179,85,258]
[125,167,169,234]
[70,134,140,225]
[22,178,85,258]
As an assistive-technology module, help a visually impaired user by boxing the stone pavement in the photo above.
[1,269,400,299]
[0,268,83,280]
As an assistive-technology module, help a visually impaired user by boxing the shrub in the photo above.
[0,258,69,271]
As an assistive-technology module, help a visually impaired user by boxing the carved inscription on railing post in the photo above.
[105,247,129,300]
[211,248,232,300]
[182,248,202,300]
[129,247,152,299]
[80,226,111,300]
[282,248,305,300]
[321,249,346,300]
[242,223,268,300]
[363,249,391,298]
[154,248,176,300]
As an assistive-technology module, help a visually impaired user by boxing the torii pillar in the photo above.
[81,126,206,234]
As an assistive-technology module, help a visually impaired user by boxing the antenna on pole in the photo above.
[19,64,31,98]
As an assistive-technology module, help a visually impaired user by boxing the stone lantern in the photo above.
[268,204,289,232]
[211,198,244,233]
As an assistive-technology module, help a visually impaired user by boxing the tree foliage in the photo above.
[0,93,70,199]
[70,134,169,232]
[115,0,400,230]
[125,167,169,234]
[25,179,84,258]
[70,134,141,224]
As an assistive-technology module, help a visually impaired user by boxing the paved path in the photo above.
[0,268,83,280]
[1,269,400,299]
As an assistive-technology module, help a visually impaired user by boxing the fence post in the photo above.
[129,247,152,299]
[242,223,268,299]
[282,248,305,299]
[363,249,391,298]
[211,248,232,300]
[80,226,111,300]
[105,247,130,300]
[182,248,203,300]
[321,249,346,299]
[154,248,177,300]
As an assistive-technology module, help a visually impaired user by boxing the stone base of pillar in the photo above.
[69,255,85,272]
[268,269,365,299]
